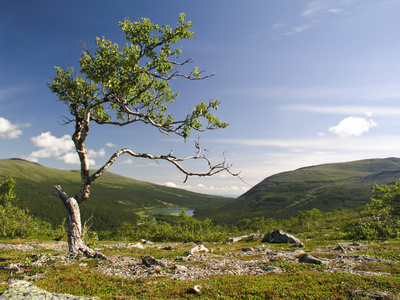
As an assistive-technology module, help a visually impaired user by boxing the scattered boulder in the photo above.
[299,254,327,265]
[290,242,305,248]
[334,245,347,252]
[127,242,144,249]
[226,233,263,243]
[245,233,263,241]
[174,256,189,262]
[186,285,201,294]
[262,230,301,244]
[187,244,209,256]
[349,242,362,247]
[0,263,21,272]
[141,239,153,245]
[241,247,254,252]
[173,265,188,272]
[141,255,158,267]
[264,266,283,273]
[0,280,98,299]
[226,235,250,243]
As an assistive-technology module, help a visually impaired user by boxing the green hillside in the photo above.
[194,157,400,224]
[0,158,232,231]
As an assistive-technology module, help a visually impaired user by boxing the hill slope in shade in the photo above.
[0,159,233,231]
[194,157,400,224]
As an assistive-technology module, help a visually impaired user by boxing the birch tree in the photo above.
[48,13,239,258]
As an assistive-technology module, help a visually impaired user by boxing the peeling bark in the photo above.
[53,186,108,260]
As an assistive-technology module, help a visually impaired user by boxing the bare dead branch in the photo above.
[86,140,244,192]
[58,116,75,126]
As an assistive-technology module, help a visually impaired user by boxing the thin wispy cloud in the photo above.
[284,105,400,116]
[210,136,400,153]
[285,25,312,36]
[302,1,325,17]
[226,84,400,102]
[271,22,285,30]
[273,0,354,36]
[0,87,26,102]
[302,1,349,18]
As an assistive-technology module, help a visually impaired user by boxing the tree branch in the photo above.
[88,140,243,186]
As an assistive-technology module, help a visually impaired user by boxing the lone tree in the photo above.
[48,14,239,258]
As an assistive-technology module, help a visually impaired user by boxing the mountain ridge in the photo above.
[0,158,233,231]
[194,157,400,224]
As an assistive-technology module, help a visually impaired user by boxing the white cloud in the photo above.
[329,117,377,138]
[29,131,104,166]
[88,148,105,158]
[25,156,39,163]
[162,181,247,196]
[106,142,116,147]
[61,152,80,165]
[0,117,25,139]
[30,132,74,157]
[163,182,177,188]
[122,158,134,165]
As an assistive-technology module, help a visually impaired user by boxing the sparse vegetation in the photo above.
[1,159,400,297]
[0,239,399,299]
[0,177,56,239]
[345,180,400,240]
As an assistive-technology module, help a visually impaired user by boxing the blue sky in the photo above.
[2,0,400,197]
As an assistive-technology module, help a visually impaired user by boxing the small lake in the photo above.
[154,208,194,216]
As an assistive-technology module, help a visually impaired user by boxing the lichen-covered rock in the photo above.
[186,285,201,294]
[226,233,263,243]
[0,280,98,299]
[262,230,301,244]
[187,244,209,256]
[264,266,283,273]
[0,263,21,272]
[299,254,327,265]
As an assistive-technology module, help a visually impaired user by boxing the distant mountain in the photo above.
[0,159,232,231]
[194,158,400,224]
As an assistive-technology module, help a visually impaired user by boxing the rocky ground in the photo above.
[0,239,396,281]
[0,238,398,299]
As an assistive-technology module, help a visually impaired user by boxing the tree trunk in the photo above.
[53,186,108,260]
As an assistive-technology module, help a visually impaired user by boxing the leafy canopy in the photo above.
[345,181,400,240]
[0,176,16,208]
[48,13,227,139]
[370,181,400,221]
